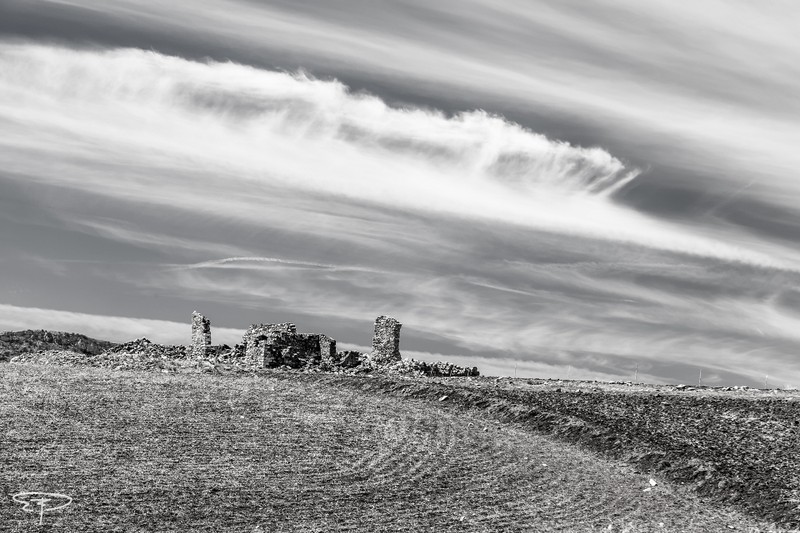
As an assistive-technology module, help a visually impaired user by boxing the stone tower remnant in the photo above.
[371,315,401,364]
[191,311,211,358]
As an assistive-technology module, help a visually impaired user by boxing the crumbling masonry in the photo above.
[191,311,211,358]
[371,315,402,364]
[241,323,336,369]
[187,312,477,376]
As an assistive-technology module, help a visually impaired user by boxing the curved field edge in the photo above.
[0,363,787,533]
[276,372,800,529]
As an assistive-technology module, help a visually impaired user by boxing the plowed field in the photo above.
[0,364,786,532]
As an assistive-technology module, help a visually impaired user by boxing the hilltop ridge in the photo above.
[0,329,116,362]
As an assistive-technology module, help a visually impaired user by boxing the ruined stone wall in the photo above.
[191,311,211,358]
[319,334,337,366]
[292,334,323,367]
[243,323,297,349]
[243,323,297,364]
[371,315,402,364]
[242,324,330,368]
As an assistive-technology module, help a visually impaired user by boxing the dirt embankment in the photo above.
[282,373,799,529]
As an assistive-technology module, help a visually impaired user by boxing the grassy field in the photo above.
[0,364,789,532]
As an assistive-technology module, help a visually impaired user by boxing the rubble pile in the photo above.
[107,338,188,359]
[332,350,363,369]
[206,344,237,360]
[349,356,479,377]
[10,350,92,366]
[9,347,185,372]
[314,352,479,377]
[386,358,480,377]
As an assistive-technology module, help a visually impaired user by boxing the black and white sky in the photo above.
[1,0,800,386]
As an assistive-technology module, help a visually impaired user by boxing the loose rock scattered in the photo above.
[7,313,480,378]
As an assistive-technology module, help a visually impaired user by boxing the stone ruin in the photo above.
[188,312,478,376]
[241,323,336,369]
[191,311,211,358]
[12,311,476,375]
[371,315,401,364]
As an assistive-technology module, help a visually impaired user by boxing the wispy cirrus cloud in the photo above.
[0,43,794,269]
[4,0,799,208]
[171,257,384,273]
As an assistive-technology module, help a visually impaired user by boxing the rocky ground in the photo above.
[10,339,191,372]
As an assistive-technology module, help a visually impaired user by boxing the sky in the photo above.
[1,0,800,387]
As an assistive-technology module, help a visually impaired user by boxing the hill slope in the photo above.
[0,364,783,532]
[0,330,116,362]
[306,373,798,529]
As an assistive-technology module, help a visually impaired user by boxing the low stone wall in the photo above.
[393,359,480,377]
[108,338,187,359]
